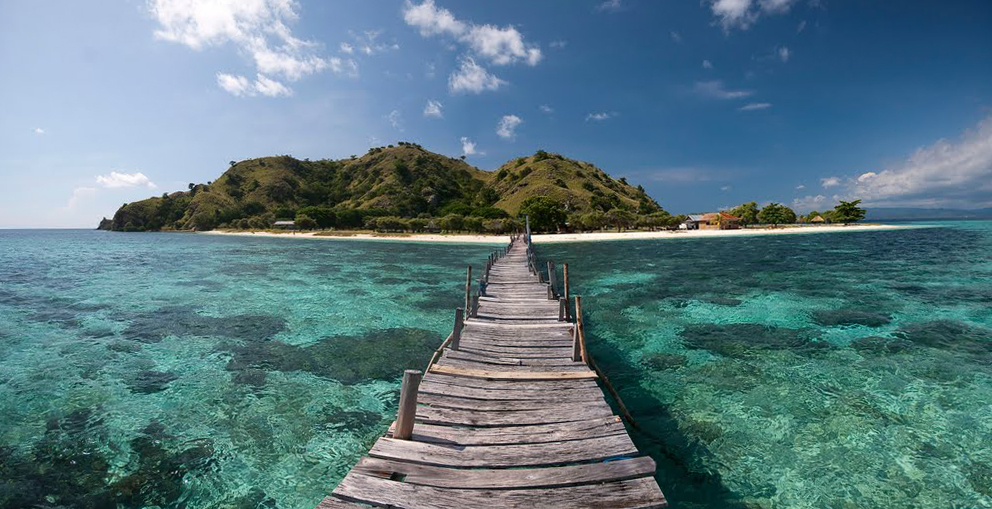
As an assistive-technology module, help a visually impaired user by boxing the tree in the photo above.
[831,200,866,224]
[335,209,363,229]
[729,202,760,226]
[519,196,567,232]
[229,160,236,166]
[578,211,606,231]
[605,208,636,232]
[296,206,335,228]
[440,214,465,232]
[806,210,821,223]
[758,203,797,225]
[295,215,317,230]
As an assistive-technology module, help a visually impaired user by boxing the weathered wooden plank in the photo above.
[418,392,611,412]
[422,372,600,391]
[368,434,638,468]
[315,496,371,508]
[333,473,668,509]
[387,416,628,445]
[442,350,582,366]
[418,380,605,402]
[429,363,597,380]
[436,358,590,373]
[456,345,573,358]
[351,456,657,489]
[415,402,614,427]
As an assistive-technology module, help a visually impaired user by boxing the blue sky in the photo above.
[1,0,990,227]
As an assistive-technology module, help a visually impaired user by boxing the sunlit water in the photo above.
[1,224,991,508]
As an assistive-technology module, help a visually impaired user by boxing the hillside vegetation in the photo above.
[102,144,670,232]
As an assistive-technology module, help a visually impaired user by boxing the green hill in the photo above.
[103,145,665,232]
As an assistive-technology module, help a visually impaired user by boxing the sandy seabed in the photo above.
[201,223,924,245]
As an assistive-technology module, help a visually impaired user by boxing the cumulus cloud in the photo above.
[496,115,522,139]
[448,57,506,94]
[738,102,771,111]
[821,177,841,188]
[549,40,567,49]
[403,0,540,93]
[460,136,481,156]
[792,194,828,212]
[539,104,553,114]
[149,0,344,96]
[796,184,805,190]
[423,99,443,118]
[702,60,714,69]
[585,112,616,122]
[707,0,800,31]
[694,80,753,100]
[403,0,541,66]
[779,46,790,62]
[387,109,403,130]
[328,57,359,78]
[815,114,992,208]
[96,171,156,189]
[340,42,354,54]
[33,127,45,135]
[345,29,400,56]
[216,73,291,97]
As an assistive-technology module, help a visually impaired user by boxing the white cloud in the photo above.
[403,1,541,67]
[253,73,292,96]
[448,57,506,94]
[779,46,791,62]
[702,59,714,69]
[792,194,828,212]
[387,110,403,130]
[820,177,841,188]
[149,0,331,95]
[96,171,156,189]
[340,42,354,54]
[797,20,807,33]
[423,99,443,118]
[796,184,805,190]
[496,115,522,139]
[216,73,291,97]
[539,104,553,114]
[707,0,800,31]
[670,31,682,44]
[738,102,771,111]
[549,40,567,49]
[67,187,97,209]
[721,185,732,191]
[825,114,992,208]
[347,29,400,56]
[597,0,624,12]
[585,112,616,122]
[460,136,480,156]
[694,80,753,100]
[329,57,359,78]
[33,127,45,135]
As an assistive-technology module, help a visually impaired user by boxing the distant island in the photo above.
[100,144,673,233]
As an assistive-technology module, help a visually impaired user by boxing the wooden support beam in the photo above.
[559,297,567,322]
[575,296,588,365]
[563,263,570,320]
[451,308,464,350]
[464,265,472,316]
[393,369,422,440]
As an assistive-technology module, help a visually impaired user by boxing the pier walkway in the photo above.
[317,235,668,508]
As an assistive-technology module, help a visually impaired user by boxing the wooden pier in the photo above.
[317,233,668,509]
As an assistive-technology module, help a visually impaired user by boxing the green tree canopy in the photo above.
[729,202,760,225]
[831,200,867,224]
[757,203,797,225]
[295,215,317,230]
[604,208,636,232]
[519,196,567,232]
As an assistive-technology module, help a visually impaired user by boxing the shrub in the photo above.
[296,215,318,230]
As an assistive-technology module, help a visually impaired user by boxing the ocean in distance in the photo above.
[1,222,990,508]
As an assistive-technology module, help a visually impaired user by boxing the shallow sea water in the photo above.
[1,224,991,508]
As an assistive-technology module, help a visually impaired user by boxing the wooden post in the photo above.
[471,293,479,318]
[547,285,554,300]
[563,263,570,320]
[464,266,472,316]
[394,369,422,440]
[571,324,582,362]
[547,260,557,297]
[559,297,566,321]
[451,308,464,350]
[575,296,588,364]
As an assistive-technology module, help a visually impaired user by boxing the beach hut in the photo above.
[683,214,706,230]
[810,215,826,224]
[273,220,296,230]
[686,212,741,230]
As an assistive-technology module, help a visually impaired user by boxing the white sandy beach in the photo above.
[201,223,922,244]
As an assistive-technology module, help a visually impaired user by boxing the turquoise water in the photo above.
[2,224,991,508]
